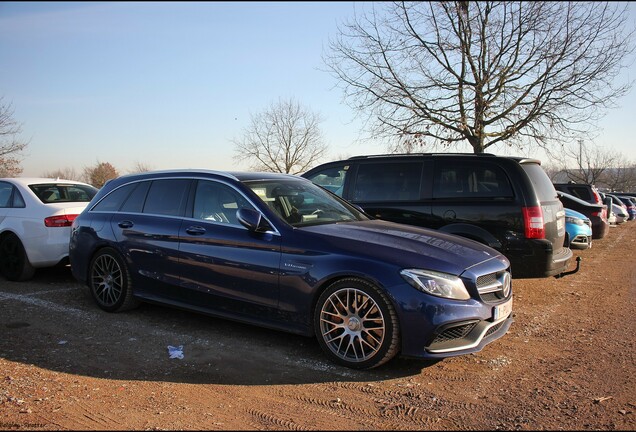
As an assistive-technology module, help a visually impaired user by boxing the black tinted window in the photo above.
[143,179,190,216]
[566,186,592,201]
[305,165,349,197]
[353,163,422,201]
[120,181,151,213]
[92,183,137,212]
[521,163,558,202]
[434,162,513,199]
[30,183,98,203]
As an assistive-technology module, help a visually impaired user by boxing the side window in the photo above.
[120,181,151,213]
[352,162,422,202]
[92,183,138,212]
[143,179,190,217]
[434,162,513,199]
[12,189,25,208]
[192,180,252,225]
[0,182,12,208]
[305,165,349,197]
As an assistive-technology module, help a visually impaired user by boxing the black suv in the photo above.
[303,153,573,279]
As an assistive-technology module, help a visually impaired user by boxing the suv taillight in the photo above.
[44,214,78,227]
[522,206,545,239]
[592,189,603,205]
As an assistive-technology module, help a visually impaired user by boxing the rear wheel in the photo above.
[88,248,139,312]
[314,278,400,369]
[0,234,35,281]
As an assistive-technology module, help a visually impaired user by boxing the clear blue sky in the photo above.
[1,1,635,177]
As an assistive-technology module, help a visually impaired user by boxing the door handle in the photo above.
[186,226,206,235]
[118,220,133,228]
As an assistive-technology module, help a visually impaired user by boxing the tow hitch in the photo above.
[555,256,581,279]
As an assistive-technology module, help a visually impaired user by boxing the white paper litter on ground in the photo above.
[167,345,184,359]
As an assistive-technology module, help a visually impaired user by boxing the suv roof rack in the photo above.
[347,153,497,160]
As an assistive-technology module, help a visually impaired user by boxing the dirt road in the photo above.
[1,223,634,430]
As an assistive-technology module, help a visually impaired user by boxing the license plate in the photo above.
[493,297,513,320]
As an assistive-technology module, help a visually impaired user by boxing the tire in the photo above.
[314,278,400,369]
[88,247,139,312]
[0,233,35,281]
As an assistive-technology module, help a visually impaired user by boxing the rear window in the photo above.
[30,183,98,204]
[564,186,592,202]
[520,163,557,202]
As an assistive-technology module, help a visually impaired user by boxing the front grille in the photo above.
[475,270,511,303]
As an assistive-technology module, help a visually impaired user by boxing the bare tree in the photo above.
[232,98,329,174]
[603,162,636,192]
[127,161,153,174]
[83,161,118,188]
[324,2,635,153]
[41,167,82,181]
[0,97,28,177]
[556,140,619,185]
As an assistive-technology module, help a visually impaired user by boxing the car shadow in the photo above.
[1,268,443,386]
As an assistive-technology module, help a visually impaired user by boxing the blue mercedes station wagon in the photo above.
[69,170,513,369]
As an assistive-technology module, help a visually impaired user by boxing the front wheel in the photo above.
[88,248,139,312]
[314,278,400,369]
[0,234,35,281]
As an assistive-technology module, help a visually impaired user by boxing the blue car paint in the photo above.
[564,208,593,250]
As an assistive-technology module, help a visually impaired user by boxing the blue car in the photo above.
[564,208,593,250]
[69,170,512,369]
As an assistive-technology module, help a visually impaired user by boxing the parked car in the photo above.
[69,170,513,369]
[553,182,604,206]
[303,153,573,279]
[611,203,628,225]
[564,208,592,250]
[606,193,629,219]
[0,177,98,281]
[556,191,609,239]
[617,196,636,220]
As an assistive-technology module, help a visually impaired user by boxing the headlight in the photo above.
[565,216,583,225]
[400,269,470,300]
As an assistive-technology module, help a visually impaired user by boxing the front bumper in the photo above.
[388,281,513,360]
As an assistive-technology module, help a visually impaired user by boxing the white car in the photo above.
[611,203,628,225]
[0,177,98,281]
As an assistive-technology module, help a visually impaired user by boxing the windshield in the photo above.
[243,178,368,227]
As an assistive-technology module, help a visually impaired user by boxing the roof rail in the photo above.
[347,152,497,160]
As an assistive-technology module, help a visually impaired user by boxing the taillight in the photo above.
[592,190,603,205]
[594,207,608,221]
[44,214,78,227]
[522,206,545,239]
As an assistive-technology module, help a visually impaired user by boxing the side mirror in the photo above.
[237,208,272,233]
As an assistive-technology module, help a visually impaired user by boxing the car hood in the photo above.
[300,220,506,275]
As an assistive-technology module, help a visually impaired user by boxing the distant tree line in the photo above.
[41,161,153,188]
[543,141,636,192]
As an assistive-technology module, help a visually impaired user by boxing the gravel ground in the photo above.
[0,222,634,430]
